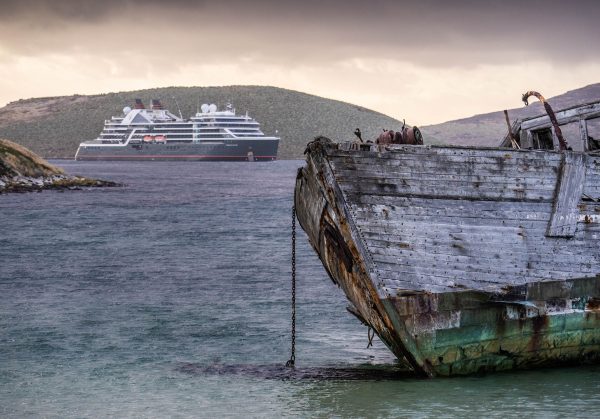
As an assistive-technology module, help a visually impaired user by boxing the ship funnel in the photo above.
[134,99,145,109]
[151,99,164,110]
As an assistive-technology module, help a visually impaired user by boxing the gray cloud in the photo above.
[0,0,598,67]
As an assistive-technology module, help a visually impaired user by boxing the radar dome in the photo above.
[123,106,132,115]
[209,104,218,113]
[200,104,209,113]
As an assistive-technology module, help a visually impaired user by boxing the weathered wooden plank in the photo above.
[372,250,599,280]
[329,156,561,175]
[350,199,555,214]
[546,153,588,237]
[351,208,552,228]
[330,157,559,179]
[351,217,540,237]
[334,170,560,189]
[350,205,599,233]
[372,255,529,281]
[337,178,558,199]
[519,102,600,131]
[327,144,564,161]
[349,194,555,213]
[333,167,560,184]
[335,175,558,191]
[365,237,532,261]
[366,243,599,275]
[331,148,566,161]
[338,180,555,202]
[375,268,520,293]
[360,226,599,260]
[328,156,564,173]
[375,263,585,294]
[352,211,595,235]
[583,178,600,197]
[372,241,599,272]
[330,156,562,172]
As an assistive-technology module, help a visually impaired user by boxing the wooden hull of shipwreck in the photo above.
[295,137,600,377]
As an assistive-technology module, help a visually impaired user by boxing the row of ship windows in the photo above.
[129,145,182,149]
[105,122,259,128]
[100,134,244,140]
[192,118,256,123]
[197,123,260,128]
[102,129,260,135]
[115,127,259,132]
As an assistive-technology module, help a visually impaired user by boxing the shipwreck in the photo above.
[294,94,600,377]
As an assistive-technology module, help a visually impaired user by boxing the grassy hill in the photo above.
[421,83,600,147]
[0,86,422,159]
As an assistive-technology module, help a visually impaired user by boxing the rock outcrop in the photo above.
[0,139,119,194]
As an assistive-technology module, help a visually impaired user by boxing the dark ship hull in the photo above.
[295,138,600,377]
[75,139,279,161]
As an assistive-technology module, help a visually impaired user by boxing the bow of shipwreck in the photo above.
[294,137,600,377]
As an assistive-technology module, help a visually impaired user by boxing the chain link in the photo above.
[286,205,296,368]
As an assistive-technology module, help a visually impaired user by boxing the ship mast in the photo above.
[172,96,183,120]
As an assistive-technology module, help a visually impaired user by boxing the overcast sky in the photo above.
[0,0,598,124]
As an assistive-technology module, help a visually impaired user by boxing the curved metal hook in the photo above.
[521,91,568,151]
[522,90,546,107]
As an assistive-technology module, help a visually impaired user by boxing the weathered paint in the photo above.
[295,137,600,377]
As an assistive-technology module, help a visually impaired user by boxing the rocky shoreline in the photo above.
[0,174,120,194]
[1,138,120,194]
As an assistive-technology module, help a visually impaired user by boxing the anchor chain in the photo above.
[286,205,297,368]
[367,327,375,348]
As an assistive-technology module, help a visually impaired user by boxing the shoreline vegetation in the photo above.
[0,139,119,194]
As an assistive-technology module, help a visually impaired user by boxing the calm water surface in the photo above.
[1,160,599,418]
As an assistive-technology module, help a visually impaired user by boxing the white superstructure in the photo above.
[75,99,279,161]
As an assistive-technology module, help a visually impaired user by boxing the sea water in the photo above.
[1,160,598,418]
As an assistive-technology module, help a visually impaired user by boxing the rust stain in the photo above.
[586,297,600,311]
[529,315,549,352]
[323,220,354,273]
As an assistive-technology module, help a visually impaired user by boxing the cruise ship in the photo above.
[75,99,279,161]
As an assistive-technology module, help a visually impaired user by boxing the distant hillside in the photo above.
[0,86,423,159]
[421,83,600,147]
